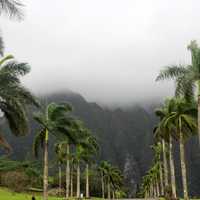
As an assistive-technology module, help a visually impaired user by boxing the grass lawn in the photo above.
[0,187,62,200]
[0,187,101,200]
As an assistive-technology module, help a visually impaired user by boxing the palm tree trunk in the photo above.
[59,163,62,197]
[112,190,115,199]
[76,162,80,198]
[159,161,164,195]
[70,168,73,197]
[198,84,200,144]
[145,191,147,198]
[151,184,154,197]
[169,134,177,198]
[65,144,70,199]
[162,139,169,188]
[101,172,105,199]
[156,179,160,197]
[179,130,189,200]
[153,183,157,197]
[150,184,153,197]
[107,182,111,199]
[43,130,48,200]
[86,164,89,198]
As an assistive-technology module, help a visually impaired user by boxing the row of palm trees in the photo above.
[32,101,124,199]
[140,41,200,200]
[53,120,100,198]
[98,161,123,199]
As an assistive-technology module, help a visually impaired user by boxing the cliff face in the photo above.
[2,91,200,196]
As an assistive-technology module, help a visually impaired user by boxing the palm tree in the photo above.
[98,161,107,199]
[55,140,73,199]
[0,0,24,20]
[0,54,38,153]
[139,162,160,198]
[151,143,163,196]
[75,145,82,198]
[99,161,123,199]
[80,132,99,198]
[33,102,77,200]
[156,40,200,142]
[154,99,178,198]
[55,142,66,197]
[163,98,197,200]
[154,113,169,191]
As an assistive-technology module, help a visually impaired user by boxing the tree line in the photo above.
[139,40,200,200]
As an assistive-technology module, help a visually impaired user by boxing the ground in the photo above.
[0,187,61,200]
[0,187,100,200]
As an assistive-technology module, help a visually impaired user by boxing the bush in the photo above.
[0,170,30,192]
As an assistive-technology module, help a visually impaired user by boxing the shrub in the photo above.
[1,170,30,192]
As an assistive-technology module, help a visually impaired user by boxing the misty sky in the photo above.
[0,0,199,105]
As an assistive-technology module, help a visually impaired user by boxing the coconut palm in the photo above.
[156,40,200,142]
[0,54,38,153]
[0,0,24,20]
[163,98,197,200]
[33,102,78,200]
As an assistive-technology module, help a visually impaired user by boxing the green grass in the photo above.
[0,187,62,200]
[0,187,101,200]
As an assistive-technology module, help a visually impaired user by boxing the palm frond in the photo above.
[175,73,195,102]
[0,0,24,20]
[1,61,30,76]
[32,128,46,158]
[0,54,14,65]
[0,100,29,136]
[156,65,187,81]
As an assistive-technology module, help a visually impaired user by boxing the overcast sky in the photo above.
[0,0,199,106]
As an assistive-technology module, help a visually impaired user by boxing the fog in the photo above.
[0,0,199,105]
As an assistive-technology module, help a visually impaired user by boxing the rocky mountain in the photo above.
[1,91,200,197]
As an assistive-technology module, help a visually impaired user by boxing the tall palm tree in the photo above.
[99,161,123,199]
[156,40,200,142]
[55,142,67,197]
[0,54,38,153]
[163,98,197,200]
[33,102,77,200]
[154,99,178,198]
[0,0,24,20]
[98,161,107,199]
[71,125,98,198]
[80,132,99,198]
[139,161,160,198]
[151,143,163,196]
[74,145,82,198]
[55,140,73,199]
